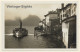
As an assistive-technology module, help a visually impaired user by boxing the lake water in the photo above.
[5,26,49,48]
[5,26,65,48]
[5,26,35,35]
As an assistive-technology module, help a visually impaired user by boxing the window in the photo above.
[61,15,62,18]
[65,14,66,17]
[63,14,64,17]
[72,9,73,14]
[60,15,62,20]
[66,14,68,18]
[69,9,71,16]
[74,7,76,11]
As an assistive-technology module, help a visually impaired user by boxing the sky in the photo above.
[5,1,61,20]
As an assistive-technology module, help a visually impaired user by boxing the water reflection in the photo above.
[5,34,65,48]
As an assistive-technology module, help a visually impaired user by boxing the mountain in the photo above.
[22,15,40,26]
[5,15,41,26]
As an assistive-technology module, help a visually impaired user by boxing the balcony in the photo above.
[61,15,76,23]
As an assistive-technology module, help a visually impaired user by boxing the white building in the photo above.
[60,3,76,48]
[44,11,59,35]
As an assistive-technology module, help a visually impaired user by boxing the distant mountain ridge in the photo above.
[5,15,41,26]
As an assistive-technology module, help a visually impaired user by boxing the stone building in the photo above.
[44,10,60,35]
[59,3,76,48]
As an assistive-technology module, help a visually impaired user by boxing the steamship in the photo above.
[13,19,28,38]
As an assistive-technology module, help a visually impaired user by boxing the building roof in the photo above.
[61,4,72,10]
[44,10,58,17]
[48,11,57,14]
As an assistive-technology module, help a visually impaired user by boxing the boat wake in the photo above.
[5,33,13,36]
[28,34,34,35]
[5,33,34,36]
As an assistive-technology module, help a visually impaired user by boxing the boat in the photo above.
[13,19,28,38]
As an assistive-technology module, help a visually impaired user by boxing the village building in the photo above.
[60,3,76,48]
[44,10,60,35]
[42,19,46,32]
